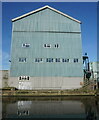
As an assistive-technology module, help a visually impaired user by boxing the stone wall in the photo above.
[0,70,83,90]
[9,77,83,90]
[0,70,9,88]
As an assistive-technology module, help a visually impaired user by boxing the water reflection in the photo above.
[17,101,31,116]
[2,96,99,119]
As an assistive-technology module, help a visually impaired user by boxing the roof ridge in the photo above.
[12,5,81,23]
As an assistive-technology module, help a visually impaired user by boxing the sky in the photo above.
[2,2,97,70]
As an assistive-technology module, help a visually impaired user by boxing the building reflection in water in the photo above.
[2,97,99,119]
[17,101,31,116]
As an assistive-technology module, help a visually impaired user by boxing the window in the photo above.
[19,58,26,62]
[74,58,78,63]
[43,44,51,48]
[62,58,69,62]
[55,58,60,62]
[27,76,29,80]
[19,76,29,80]
[35,58,43,63]
[22,43,30,47]
[19,76,21,80]
[55,44,59,48]
[46,58,53,62]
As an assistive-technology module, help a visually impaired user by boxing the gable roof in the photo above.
[12,5,81,24]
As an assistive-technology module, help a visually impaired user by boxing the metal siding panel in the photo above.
[13,8,80,32]
[10,8,83,77]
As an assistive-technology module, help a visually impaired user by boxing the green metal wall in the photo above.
[10,8,83,77]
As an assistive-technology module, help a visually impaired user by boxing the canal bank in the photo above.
[1,88,99,97]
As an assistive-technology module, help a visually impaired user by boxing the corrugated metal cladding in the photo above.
[10,7,83,77]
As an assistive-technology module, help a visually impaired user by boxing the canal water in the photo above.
[2,96,99,120]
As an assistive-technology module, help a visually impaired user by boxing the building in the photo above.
[89,62,99,89]
[0,70,9,88]
[9,5,83,90]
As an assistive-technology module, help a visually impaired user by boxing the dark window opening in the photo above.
[27,77,29,80]
[22,43,30,47]
[55,44,59,48]
[55,58,60,62]
[35,58,43,62]
[62,58,69,62]
[19,76,30,80]
[46,58,53,62]
[74,58,78,63]
[19,58,26,62]
[19,77,21,80]
[44,44,51,48]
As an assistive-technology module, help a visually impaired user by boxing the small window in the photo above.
[35,58,43,62]
[43,44,51,48]
[46,58,53,62]
[19,76,29,80]
[19,76,21,80]
[74,58,78,63]
[55,58,60,62]
[19,58,26,62]
[62,58,69,62]
[55,44,59,48]
[22,43,30,47]
[44,44,46,47]
[27,76,29,80]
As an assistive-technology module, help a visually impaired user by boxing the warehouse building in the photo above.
[9,5,83,90]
